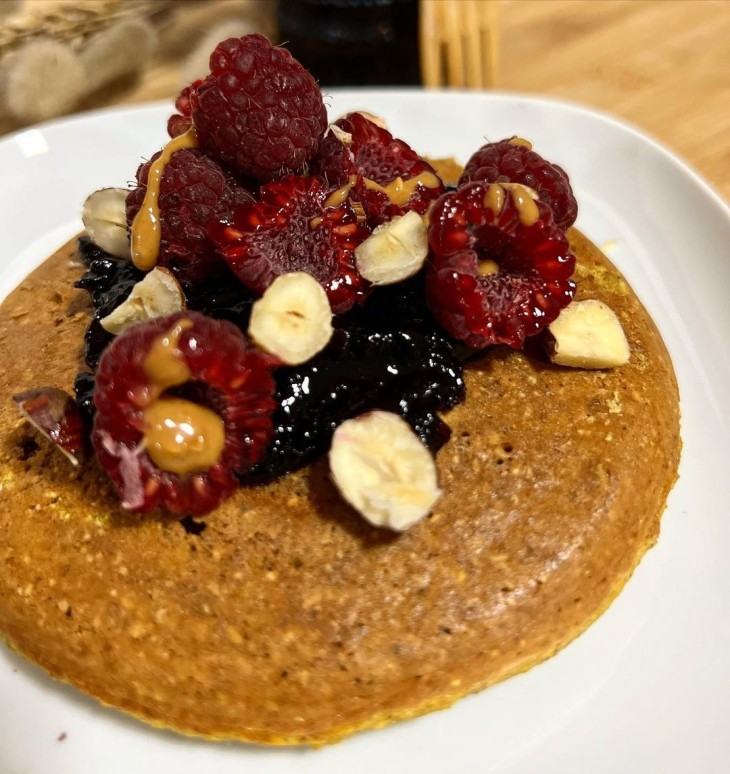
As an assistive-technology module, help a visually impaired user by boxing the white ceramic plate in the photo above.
[1,92,728,774]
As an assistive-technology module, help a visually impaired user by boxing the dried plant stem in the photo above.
[0,0,175,55]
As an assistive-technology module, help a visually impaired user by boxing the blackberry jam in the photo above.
[244,320,464,484]
[73,240,466,483]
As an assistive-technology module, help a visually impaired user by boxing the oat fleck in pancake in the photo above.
[0,230,680,745]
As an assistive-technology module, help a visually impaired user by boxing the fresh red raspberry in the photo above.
[313,112,444,225]
[458,139,578,231]
[211,174,370,313]
[427,182,576,349]
[167,113,191,139]
[166,80,202,137]
[126,148,254,283]
[14,387,89,466]
[189,35,328,182]
[92,312,276,515]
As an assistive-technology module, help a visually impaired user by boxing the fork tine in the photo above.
[443,0,464,87]
[419,0,498,89]
[482,0,500,87]
[419,0,441,88]
[463,0,483,88]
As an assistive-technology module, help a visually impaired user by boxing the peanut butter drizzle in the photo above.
[363,171,442,207]
[509,137,533,149]
[141,318,226,475]
[314,172,440,227]
[502,182,540,226]
[144,319,193,393]
[478,259,500,276]
[144,397,225,475]
[131,128,199,271]
[323,177,356,209]
[483,182,539,227]
[484,184,506,218]
[312,171,441,230]
[311,176,359,229]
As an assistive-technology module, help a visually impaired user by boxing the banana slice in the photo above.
[248,272,333,366]
[354,211,428,285]
[100,267,185,335]
[547,299,630,368]
[81,188,130,259]
[329,411,442,532]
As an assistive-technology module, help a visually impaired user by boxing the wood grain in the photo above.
[499,0,730,201]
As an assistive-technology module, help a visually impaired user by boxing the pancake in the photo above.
[0,229,680,745]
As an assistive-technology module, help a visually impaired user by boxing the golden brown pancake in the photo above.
[0,230,680,745]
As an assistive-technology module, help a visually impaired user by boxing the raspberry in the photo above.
[459,139,578,231]
[313,112,444,225]
[14,387,89,466]
[427,182,576,349]
[126,148,254,283]
[167,114,191,139]
[190,35,327,182]
[92,312,276,515]
[212,174,370,314]
[166,80,202,138]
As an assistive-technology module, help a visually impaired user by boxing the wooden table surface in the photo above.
[3,0,729,201]
[499,0,730,202]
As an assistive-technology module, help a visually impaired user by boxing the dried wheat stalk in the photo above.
[0,0,176,55]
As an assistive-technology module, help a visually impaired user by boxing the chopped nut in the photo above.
[100,267,185,335]
[547,299,630,369]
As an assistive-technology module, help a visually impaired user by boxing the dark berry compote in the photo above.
[74,242,465,487]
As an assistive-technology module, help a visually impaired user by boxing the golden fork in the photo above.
[419,0,499,89]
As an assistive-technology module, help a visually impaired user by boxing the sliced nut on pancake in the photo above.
[547,298,630,368]
[355,211,428,285]
[248,272,333,366]
[100,267,185,335]
[329,410,441,531]
[81,188,130,259]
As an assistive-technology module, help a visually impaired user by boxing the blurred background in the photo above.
[0,0,727,199]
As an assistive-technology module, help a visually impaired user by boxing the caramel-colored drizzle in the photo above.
[141,319,225,475]
[480,181,539,275]
[502,182,539,226]
[310,176,358,229]
[311,172,441,230]
[144,319,193,392]
[131,128,199,271]
[363,171,442,207]
[323,177,357,208]
[478,259,500,276]
[483,182,539,227]
[144,397,225,475]
[484,184,506,219]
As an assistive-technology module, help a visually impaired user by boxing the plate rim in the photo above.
[1,89,727,215]
[1,89,728,774]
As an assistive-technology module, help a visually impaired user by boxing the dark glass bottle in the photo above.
[277,0,420,86]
